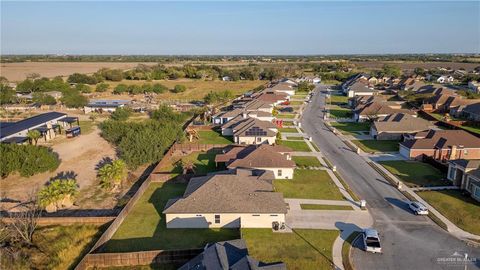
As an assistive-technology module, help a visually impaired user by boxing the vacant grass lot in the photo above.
[242,228,338,270]
[352,140,399,153]
[103,182,239,252]
[279,127,298,133]
[108,79,264,101]
[330,122,370,134]
[328,106,351,118]
[15,224,105,270]
[379,160,449,187]
[274,169,344,200]
[194,130,233,144]
[328,94,349,105]
[417,190,480,235]
[292,156,322,167]
[277,140,311,152]
[300,204,354,211]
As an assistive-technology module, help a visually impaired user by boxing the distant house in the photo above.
[222,76,232,81]
[163,169,287,228]
[44,91,63,100]
[84,99,130,113]
[348,95,389,108]
[399,129,480,161]
[265,82,296,96]
[468,81,480,94]
[370,113,433,140]
[253,90,290,105]
[216,144,295,179]
[0,112,78,143]
[447,159,480,202]
[344,81,377,98]
[437,75,454,84]
[354,101,414,122]
[179,239,286,270]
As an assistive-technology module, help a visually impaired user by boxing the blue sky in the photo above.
[1,1,479,55]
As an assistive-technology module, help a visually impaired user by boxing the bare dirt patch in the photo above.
[0,126,117,210]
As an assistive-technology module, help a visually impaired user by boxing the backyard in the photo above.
[352,140,399,153]
[157,150,220,177]
[417,190,480,235]
[242,228,338,270]
[330,122,370,135]
[103,182,239,252]
[292,156,322,168]
[192,130,233,144]
[277,140,312,152]
[379,160,449,187]
[274,169,344,200]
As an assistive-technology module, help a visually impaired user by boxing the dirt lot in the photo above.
[0,62,153,81]
[0,126,118,211]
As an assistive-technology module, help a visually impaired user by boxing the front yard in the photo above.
[328,106,351,119]
[279,127,298,133]
[103,182,239,252]
[330,122,370,135]
[417,190,480,235]
[277,140,312,152]
[242,228,338,270]
[277,113,296,119]
[274,169,344,200]
[352,140,399,153]
[328,94,349,105]
[379,160,449,187]
[292,156,322,167]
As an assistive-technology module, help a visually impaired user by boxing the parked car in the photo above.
[408,201,429,215]
[363,228,382,253]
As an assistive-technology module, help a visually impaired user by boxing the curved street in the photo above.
[301,84,480,270]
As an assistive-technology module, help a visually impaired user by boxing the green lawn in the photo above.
[330,122,370,134]
[242,229,338,270]
[159,150,219,176]
[293,94,308,99]
[417,190,480,235]
[328,106,352,119]
[277,113,296,119]
[103,182,239,252]
[289,101,304,106]
[461,125,480,135]
[292,156,322,167]
[274,169,344,200]
[352,140,399,153]
[300,204,353,211]
[279,127,298,133]
[277,140,311,152]
[195,130,233,144]
[79,120,96,135]
[286,136,304,140]
[379,160,449,187]
[328,94,349,105]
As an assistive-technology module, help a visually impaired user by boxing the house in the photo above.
[279,78,298,86]
[296,76,321,84]
[354,101,414,122]
[345,81,377,98]
[44,91,63,100]
[163,169,287,228]
[242,99,274,114]
[447,159,480,202]
[437,75,454,84]
[457,103,480,121]
[399,129,480,161]
[221,112,275,135]
[370,113,433,140]
[468,81,480,94]
[179,239,286,270]
[265,82,296,96]
[0,112,78,143]
[348,95,390,108]
[253,90,290,105]
[217,144,295,179]
[84,99,130,113]
[221,117,277,144]
[213,108,273,126]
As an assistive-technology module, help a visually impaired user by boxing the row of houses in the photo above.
[164,79,305,230]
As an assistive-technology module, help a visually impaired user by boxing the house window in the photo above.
[270,214,278,217]
[278,170,282,177]
[252,214,260,217]
[214,215,221,224]
[256,137,262,143]
[196,214,202,217]
[448,168,456,180]
[474,185,480,199]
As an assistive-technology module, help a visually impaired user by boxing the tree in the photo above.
[113,84,128,94]
[75,83,92,93]
[204,90,234,104]
[9,199,40,246]
[27,130,41,146]
[178,159,195,175]
[382,64,402,78]
[61,90,88,108]
[95,83,109,92]
[32,92,56,105]
[152,83,168,94]
[98,159,127,190]
[0,144,60,177]
[297,82,315,92]
[171,84,187,93]
[110,107,132,121]
[67,73,99,84]
[0,83,16,104]
[38,179,79,212]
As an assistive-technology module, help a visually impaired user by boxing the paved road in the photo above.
[301,85,480,270]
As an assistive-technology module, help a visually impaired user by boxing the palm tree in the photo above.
[38,179,78,212]
[27,130,41,145]
[179,159,196,175]
[98,159,127,190]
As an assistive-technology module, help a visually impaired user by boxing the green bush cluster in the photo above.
[0,144,60,177]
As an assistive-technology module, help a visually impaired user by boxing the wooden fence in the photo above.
[80,248,202,269]
[1,216,114,226]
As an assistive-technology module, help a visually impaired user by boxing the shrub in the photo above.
[113,84,128,94]
[61,90,88,108]
[152,83,168,94]
[98,160,127,190]
[0,144,60,177]
[38,179,78,210]
[95,83,109,92]
[110,107,132,121]
[171,84,187,93]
